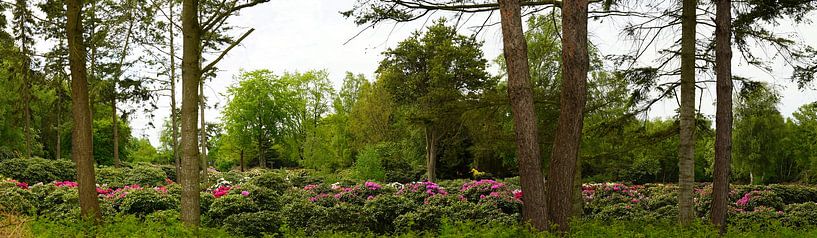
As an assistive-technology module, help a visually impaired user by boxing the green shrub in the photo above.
[249,172,290,193]
[51,159,77,181]
[206,194,259,226]
[0,158,74,184]
[244,185,280,211]
[0,187,35,215]
[393,195,514,232]
[125,164,168,186]
[0,158,27,182]
[729,206,783,231]
[158,165,177,182]
[97,166,128,187]
[768,184,817,204]
[38,185,80,220]
[280,200,327,233]
[223,211,282,237]
[323,203,371,233]
[118,189,179,216]
[199,192,215,215]
[592,203,648,221]
[145,210,181,225]
[782,202,817,227]
[354,146,386,181]
[364,194,418,234]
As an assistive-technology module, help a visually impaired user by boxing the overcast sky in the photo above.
[124,1,817,147]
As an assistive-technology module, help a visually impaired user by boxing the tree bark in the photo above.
[200,76,208,177]
[678,0,698,226]
[66,0,102,221]
[711,0,732,232]
[23,63,32,159]
[180,0,201,227]
[497,0,548,231]
[113,98,120,167]
[547,0,589,232]
[240,149,245,172]
[168,0,180,175]
[425,125,437,181]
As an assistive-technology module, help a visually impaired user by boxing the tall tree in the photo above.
[377,20,491,181]
[678,0,698,226]
[546,0,589,232]
[13,0,35,159]
[497,0,548,230]
[710,0,732,231]
[66,0,102,221]
[180,0,202,226]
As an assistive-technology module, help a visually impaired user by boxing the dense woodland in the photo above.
[1,0,817,237]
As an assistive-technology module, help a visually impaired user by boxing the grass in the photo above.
[8,214,817,238]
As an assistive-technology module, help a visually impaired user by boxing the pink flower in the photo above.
[365,181,382,190]
[241,191,250,197]
[154,186,168,193]
[512,190,523,200]
[55,181,78,188]
[631,199,640,203]
[303,184,319,191]
[736,193,751,207]
[367,195,375,200]
[334,193,342,199]
[15,181,28,190]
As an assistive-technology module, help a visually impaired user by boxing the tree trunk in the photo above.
[497,0,548,231]
[547,0,589,232]
[113,98,120,167]
[56,85,61,161]
[678,0,698,226]
[711,0,733,232]
[240,149,245,172]
[572,158,584,218]
[66,0,102,221]
[23,66,32,159]
[200,77,208,177]
[180,0,201,227]
[168,0,180,175]
[425,125,437,181]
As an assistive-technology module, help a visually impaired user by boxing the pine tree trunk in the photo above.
[180,0,201,227]
[66,0,102,221]
[678,0,698,226]
[711,0,733,232]
[497,0,548,231]
[23,67,32,159]
[547,0,589,232]
[168,0,180,175]
[113,98,120,167]
[56,86,61,161]
[425,126,437,181]
[240,149,245,172]
[200,77,208,177]
[572,159,584,218]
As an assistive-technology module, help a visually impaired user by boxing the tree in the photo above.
[377,20,491,181]
[497,0,547,230]
[545,0,589,232]
[711,0,733,231]
[677,0,697,226]
[13,0,36,159]
[733,83,786,184]
[180,0,202,226]
[66,0,102,221]
[222,70,299,169]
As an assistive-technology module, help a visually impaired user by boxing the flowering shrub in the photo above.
[364,194,418,233]
[735,190,784,212]
[397,181,448,204]
[583,183,646,215]
[460,179,507,202]
[782,202,817,227]
[206,194,259,226]
[117,188,179,216]
[249,172,290,193]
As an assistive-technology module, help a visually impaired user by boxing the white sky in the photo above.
[127,0,817,147]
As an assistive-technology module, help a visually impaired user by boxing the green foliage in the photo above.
[118,189,178,216]
[0,187,35,215]
[223,211,282,237]
[28,215,235,238]
[206,194,259,226]
[0,158,75,184]
[364,194,418,234]
[249,171,291,193]
[354,146,386,181]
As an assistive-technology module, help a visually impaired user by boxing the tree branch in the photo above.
[201,28,254,75]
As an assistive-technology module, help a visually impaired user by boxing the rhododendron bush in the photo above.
[6,171,817,236]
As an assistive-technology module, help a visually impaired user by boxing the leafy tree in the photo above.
[733,83,787,184]
[376,19,491,181]
[222,70,300,169]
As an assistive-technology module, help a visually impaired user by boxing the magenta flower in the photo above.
[241,190,250,197]
[364,181,382,190]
